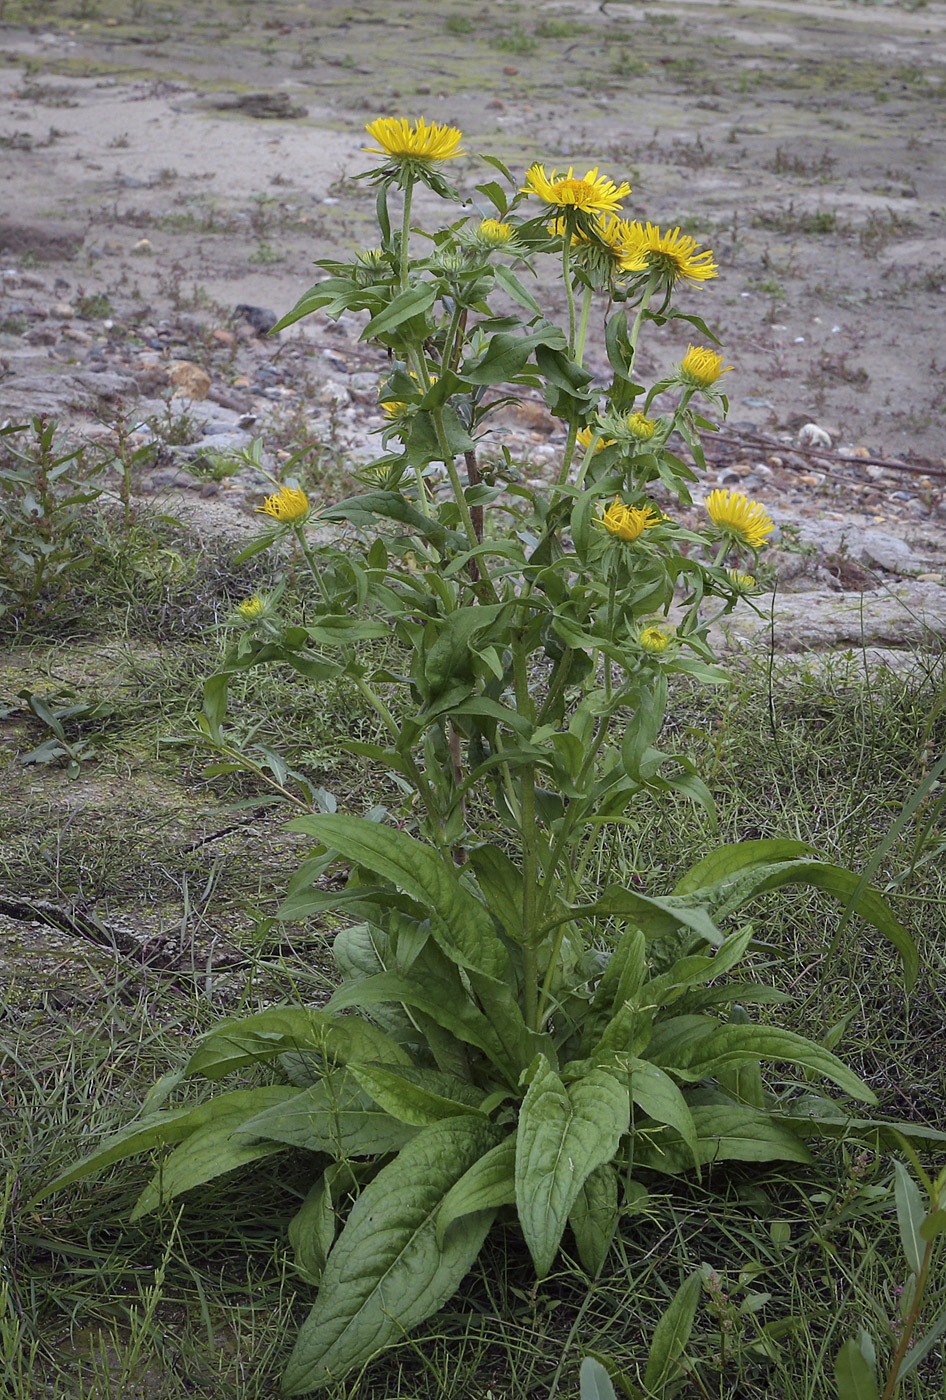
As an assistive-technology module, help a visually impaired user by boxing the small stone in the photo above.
[211,328,235,345]
[62,327,92,343]
[797,422,832,449]
[168,360,211,400]
[20,272,45,289]
[487,99,504,110]
[916,572,943,583]
[50,302,75,319]
[233,304,277,336]
[131,238,153,254]
[503,65,519,76]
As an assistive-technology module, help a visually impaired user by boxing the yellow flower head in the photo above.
[626,411,656,441]
[576,426,614,454]
[380,371,436,418]
[621,222,718,286]
[236,594,266,620]
[477,218,516,247]
[600,497,661,543]
[638,625,671,653]
[257,485,309,523]
[705,490,774,550]
[523,164,631,216]
[679,344,732,389]
[364,116,464,165]
[726,568,760,593]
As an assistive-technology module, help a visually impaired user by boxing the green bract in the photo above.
[38,132,929,1395]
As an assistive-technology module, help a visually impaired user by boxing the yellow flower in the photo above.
[621,222,718,286]
[726,568,760,593]
[523,164,631,215]
[626,412,656,441]
[364,116,464,164]
[478,218,516,247]
[576,426,614,454]
[236,594,266,620]
[257,485,309,523]
[679,344,732,389]
[638,625,671,653]
[600,497,661,542]
[705,490,774,550]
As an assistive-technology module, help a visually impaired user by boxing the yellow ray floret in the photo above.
[257,485,309,523]
[705,490,774,550]
[638,626,671,653]
[600,497,661,542]
[364,117,464,163]
[576,427,614,454]
[621,222,718,286]
[524,164,631,215]
[236,594,266,619]
[679,344,732,389]
[478,218,516,247]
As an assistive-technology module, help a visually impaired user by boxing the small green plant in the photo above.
[0,417,108,624]
[2,689,111,778]
[38,118,926,1397]
[444,13,474,34]
[834,1151,946,1400]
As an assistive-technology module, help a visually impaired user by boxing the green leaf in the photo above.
[436,1134,517,1245]
[461,326,564,385]
[494,263,544,316]
[632,1103,814,1174]
[673,839,814,895]
[515,1058,629,1277]
[232,1070,416,1157]
[360,283,436,339]
[628,1059,699,1168]
[326,970,518,1082]
[580,1357,619,1400]
[468,844,523,941]
[643,1271,701,1392]
[183,1005,410,1079]
[349,1062,487,1126]
[282,1118,502,1394]
[835,1338,880,1400]
[654,1024,876,1103]
[130,1097,295,1219]
[34,1086,292,1201]
[920,1209,946,1243]
[270,277,358,333]
[893,1160,926,1274]
[568,1164,618,1276]
[288,815,508,980]
[900,1300,946,1378]
[289,1172,337,1285]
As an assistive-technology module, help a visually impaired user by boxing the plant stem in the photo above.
[562,219,577,356]
[879,1237,933,1400]
[293,525,332,607]
[511,628,541,1029]
[628,270,660,361]
[399,176,414,292]
[575,283,593,367]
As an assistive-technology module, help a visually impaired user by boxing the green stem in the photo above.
[575,283,593,367]
[628,270,660,361]
[399,176,414,293]
[879,1237,933,1400]
[293,525,332,607]
[562,222,577,356]
[352,675,448,852]
[431,406,498,603]
[535,713,612,923]
[511,628,541,1029]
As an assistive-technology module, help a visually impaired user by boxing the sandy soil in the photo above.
[0,0,945,457]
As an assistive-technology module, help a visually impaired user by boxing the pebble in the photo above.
[798,422,832,449]
[168,360,211,400]
[50,302,75,319]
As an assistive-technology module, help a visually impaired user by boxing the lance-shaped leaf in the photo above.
[232,1069,416,1157]
[515,1058,629,1277]
[282,1117,503,1394]
[436,1134,517,1245]
[632,1103,814,1175]
[893,1160,926,1275]
[349,1062,487,1126]
[34,1086,294,1202]
[568,1164,619,1276]
[835,1338,880,1400]
[326,970,518,1084]
[643,1271,702,1393]
[289,1172,338,1286]
[130,1098,297,1219]
[628,1059,699,1168]
[288,815,508,980]
[183,1005,410,1080]
[652,1024,876,1103]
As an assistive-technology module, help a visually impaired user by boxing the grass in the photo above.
[2,490,945,1397]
